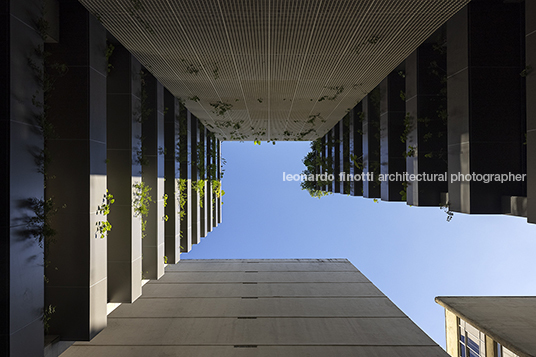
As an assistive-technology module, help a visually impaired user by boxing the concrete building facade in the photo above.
[62,259,450,357]
[436,297,536,357]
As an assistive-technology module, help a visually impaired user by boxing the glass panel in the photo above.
[503,346,519,357]
[460,343,466,357]
[467,336,480,353]
[469,350,480,357]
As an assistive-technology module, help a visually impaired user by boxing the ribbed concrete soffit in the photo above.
[79,0,468,141]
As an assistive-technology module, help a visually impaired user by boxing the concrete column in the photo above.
[341,115,350,195]
[179,106,192,252]
[327,130,334,193]
[333,123,341,193]
[45,1,107,340]
[351,104,364,197]
[141,71,164,280]
[362,89,381,198]
[206,130,214,233]
[106,41,142,302]
[405,30,448,206]
[526,0,536,223]
[199,124,207,238]
[163,90,180,263]
[445,309,459,357]
[485,335,497,357]
[322,134,328,192]
[190,114,201,244]
[380,69,406,201]
[1,0,45,355]
[217,139,223,224]
[447,1,525,213]
[210,133,218,229]
[316,137,322,192]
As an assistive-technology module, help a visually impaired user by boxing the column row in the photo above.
[1,1,224,355]
[308,0,531,223]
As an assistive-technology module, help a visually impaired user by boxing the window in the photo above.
[459,319,486,357]
[498,343,519,357]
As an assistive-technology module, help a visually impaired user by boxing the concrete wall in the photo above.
[62,259,450,357]
[437,297,536,357]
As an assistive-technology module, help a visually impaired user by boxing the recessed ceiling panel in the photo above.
[79,0,469,141]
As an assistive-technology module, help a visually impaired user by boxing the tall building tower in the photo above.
[61,259,449,356]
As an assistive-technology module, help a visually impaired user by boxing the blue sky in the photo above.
[183,140,536,348]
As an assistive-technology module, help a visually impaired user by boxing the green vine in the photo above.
[135,70,152,124]
[128,0,155,35]
[162,193,168,222]
[400,113,413,143]
[105,42,115,73]
[210,101,233,116]
[300,138,336,198]
[192,180,206,208]
[177,179,187,221]
[95,190,115,239]
[399,182,408,201]
[133,182,153,238]
[520,65,533,78]
[403,145,417,158]
[318,86,344,102]
[42,305,56,334]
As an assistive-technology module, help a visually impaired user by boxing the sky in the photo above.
[182,140,536,348]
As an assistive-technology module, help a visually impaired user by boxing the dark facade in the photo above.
[1,1,223,356]
[309,0,533,224]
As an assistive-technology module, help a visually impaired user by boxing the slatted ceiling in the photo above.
[80,0,468,141]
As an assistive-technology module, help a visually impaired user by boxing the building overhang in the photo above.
[78,0,469,141]
[436,296,536,357]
